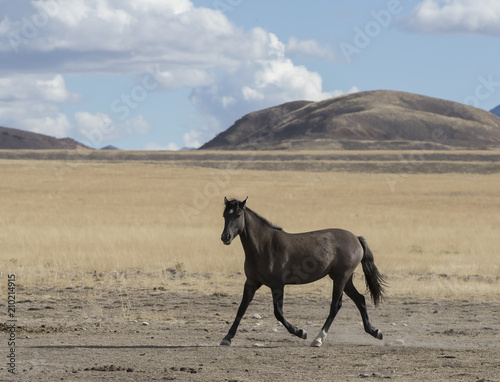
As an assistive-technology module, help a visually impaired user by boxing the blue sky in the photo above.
[1,0,499,149]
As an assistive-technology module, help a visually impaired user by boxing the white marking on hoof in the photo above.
[376,329,383,340]
[310,330,327,347]
[301,330,308,340]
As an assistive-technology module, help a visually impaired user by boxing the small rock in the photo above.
[253,343,264,347]
[272,328,278,333]
[306,321,313,325]
[252,313,262,319]
[142,322,149,326]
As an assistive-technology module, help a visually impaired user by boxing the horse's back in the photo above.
[286,228,361,254]
[277,228,363,283]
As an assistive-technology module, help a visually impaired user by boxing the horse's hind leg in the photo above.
[344,275,383,340]
[311,277,346,347]
[272,286,307,340]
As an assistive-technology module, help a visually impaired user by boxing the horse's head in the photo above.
[221,197,248,245]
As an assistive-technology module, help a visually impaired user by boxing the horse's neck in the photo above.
[239,210,269,255]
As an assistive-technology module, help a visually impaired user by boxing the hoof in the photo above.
[376,329,383,340]
[220,339,231,346]
[310,338,323,347]
[298,329,308,340]
[310,330,327,347]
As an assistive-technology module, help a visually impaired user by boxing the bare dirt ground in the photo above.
[2,277,499,382]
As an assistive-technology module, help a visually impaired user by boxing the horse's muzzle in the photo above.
[221,233,232,245]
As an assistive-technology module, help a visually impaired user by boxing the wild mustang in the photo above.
[220,197,385,347]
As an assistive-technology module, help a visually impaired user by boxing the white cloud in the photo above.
[285,37,335,62]
[74,112,150,147]
[0,74,77,102]
[406,0,500,35]
[0,0,349,146]
[26,110,71,138]
[1,0,253,74]
[0,100,71,138]
[330,86,360,98]
[144,142,180,151]
[74,111,115,147]
[153,68,214,90]
[183,129,202,149]
[122,115,150,135]
[189,43,351,144]
[129,0,192,14]
[0,74,74,137]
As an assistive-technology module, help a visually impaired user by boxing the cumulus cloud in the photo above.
[0,0,351,146]
[144,142,180,151]
[0,0,259,76]
[189,38,354,146]
[285,37,335,62]
[0,74,77,102]
[406,0,500,35]
[74,112,150,147]
[182,129,203,149]
[0,99,71,138]
[0,74,75,137]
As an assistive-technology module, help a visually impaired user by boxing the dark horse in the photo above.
[220,197,385,347]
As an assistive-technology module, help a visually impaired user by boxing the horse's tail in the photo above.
[358,236,386,307]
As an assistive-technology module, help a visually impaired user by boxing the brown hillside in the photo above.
[200,90,500,150]
[0,126,88,150]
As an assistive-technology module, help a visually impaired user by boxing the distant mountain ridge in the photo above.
[0,126,88,150]
[101,145,120,150]
[490,105,500,117]
[201,90,500,150]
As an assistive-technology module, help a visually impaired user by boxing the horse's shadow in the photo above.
[28,344,280,350]
[28,344,216,350]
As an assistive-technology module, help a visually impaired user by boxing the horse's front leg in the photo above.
[272,286,307,340]
[220,281,260,346]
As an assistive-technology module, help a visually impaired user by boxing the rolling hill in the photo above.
[201,90,500,150]
[0,126,88,150]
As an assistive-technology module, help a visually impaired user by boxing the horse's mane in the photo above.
[246,207,283,231]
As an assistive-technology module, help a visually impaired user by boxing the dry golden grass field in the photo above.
[2,151,500,382]
[1,150,499,302]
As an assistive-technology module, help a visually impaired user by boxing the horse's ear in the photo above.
[224,196,229,205]
[241,196,248,209]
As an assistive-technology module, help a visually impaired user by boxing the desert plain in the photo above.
[0,150,499,381]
